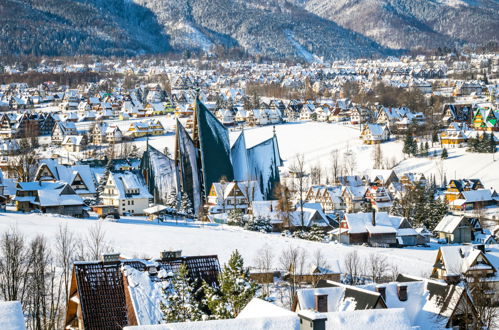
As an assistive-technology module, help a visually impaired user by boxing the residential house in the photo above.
[431,245,498,303]
[52,121,77,144]
[341,185,367,213]
[331,211,417,246]
[434,215,472,243]
[34,160,97,199]
[13,181,86,217]
[364,185,393,212]
[360,124,389,144]
[206,180,261,214]
[448,188,496,212]
[65,253,221,330]
[440,122,469,147]
[62,136,85,152]
[444,179,484,203]
[472,106,499,132]
[102,171,152,215]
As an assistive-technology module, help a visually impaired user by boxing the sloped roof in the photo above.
[434,215,468,234]
[67,256,220,330]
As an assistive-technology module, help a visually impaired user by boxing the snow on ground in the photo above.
[394,146,499,190]
[0,212,436,277]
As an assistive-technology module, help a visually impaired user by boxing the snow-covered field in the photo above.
[0,212,437,277]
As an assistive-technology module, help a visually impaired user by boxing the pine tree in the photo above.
[95,160,112,204]
[487,133,496,153]
[403,132,417,156]
[203,250,258,319]
[227,209,243,226]
[306,225,326,242]
[246,216,272,232]
[441,148,448,159]
[160,264,205,322]
[166,189,178,211]
[180,192,193,216]
[432,130,439,145]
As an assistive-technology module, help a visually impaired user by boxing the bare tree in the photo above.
[289,154,307,229]
[254,244,274,296]
[330,149,340,184]
[310,162,323,185]
[0,228,31,304]
[372,143,383,169]
[274,183,293,229]
[55,224,74,306]
[344,250,362,284]
[85,222,110,260]
[366,253,388,283]
[279,245,307,309]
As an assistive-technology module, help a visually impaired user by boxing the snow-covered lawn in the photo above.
[0,212,437,277]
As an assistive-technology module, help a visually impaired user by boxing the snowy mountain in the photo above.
[302,0,499,51]
[0,0,497,59]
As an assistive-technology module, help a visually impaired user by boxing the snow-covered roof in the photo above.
[344,212,404,234]
[323,308,412,330]
[108,171,152,200]
[434,215,467,234]
[360,279,460,329]
[296,287,356,312]
[123,265,169,326]
[0,301,25,330]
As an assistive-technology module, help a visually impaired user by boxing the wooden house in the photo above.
[434,215,472,243]
[65,254,220,329]
[444,179,483,203]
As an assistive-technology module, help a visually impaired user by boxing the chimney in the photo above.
[101,253,120,264]
[298,311,327,330]
[397,284,408,301]
[376,285,386,302]
[475,244,485,254]
[314,294,328,313]
[147,265,158,276]
[372,208,376,226]
[160,250,182,260]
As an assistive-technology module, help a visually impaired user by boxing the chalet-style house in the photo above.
[341,185,367,213]
[440,122,469,147]
[331,211,417,246]
[206,180,261,214]
[102,171,152,215]
[434,215,472,244]
[34,160,97,199]
[65,253,221,330]
[362,169,399,188]
[448,188,496,212]
[61,135,85,152]
[91,122,123,144]
[442,103,471,124]
[13,181,86,217]
[364,185,393,212]
[305,185,344,212]
[399,172,427,189]
[444,179,484,203]
[360,124,390,144]
[52,121,77,144]
[431,245,498,303]
[311,275,479,329]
